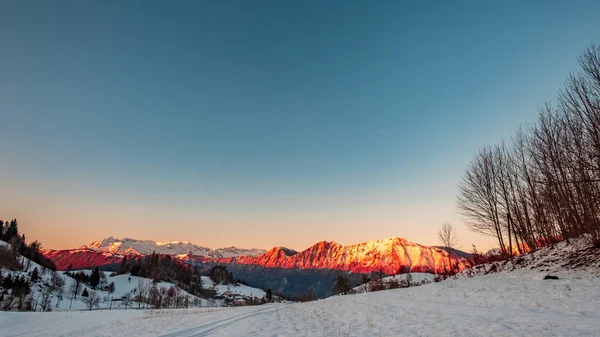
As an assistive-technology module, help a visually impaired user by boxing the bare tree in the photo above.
[458,43,600,255]
[458,147,508,253]
[437,221,459,274]
[122,292,133,310]
[39,289,53,312]
[51,272,65,308]
[69,280,81,309]
[85,291,101,311]
[137,279,148,309]
[438,221,458,250]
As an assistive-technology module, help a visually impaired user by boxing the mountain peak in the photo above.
[223,236,470,274]
[83,237,266,258]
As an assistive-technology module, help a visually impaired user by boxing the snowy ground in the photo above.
[57,272,212,310]
[352,272,436,293]
[202,276,266,299]
[1,268,598,337]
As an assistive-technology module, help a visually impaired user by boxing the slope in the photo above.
[1,267,598,336]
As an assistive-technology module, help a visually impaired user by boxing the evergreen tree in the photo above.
[81,288,89,297]
[30,268,39,282]
[5,219,19,241]
[332,275,352,295]
[118,256,128,274]
[209,265,233,284]
[89,267,101,288]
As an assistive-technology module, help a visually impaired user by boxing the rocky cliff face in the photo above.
[221,237,468,274]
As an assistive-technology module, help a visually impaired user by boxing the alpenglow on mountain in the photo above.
[85,237,267,258]
[44,236,470,275]
[218,237,469,275]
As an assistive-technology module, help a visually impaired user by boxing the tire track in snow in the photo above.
[158,305,281,337]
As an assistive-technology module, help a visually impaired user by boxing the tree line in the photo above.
[0,219,65,311]
[117,253,204,299]
[0,219,56,271]
[458,44,600,255]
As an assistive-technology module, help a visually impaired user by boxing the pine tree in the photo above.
[118,256,128,274]
[30,268,39,282]
[89,267,101,288]
[5,219,18,241]
[332,275,352,295]
[81,288,89,297]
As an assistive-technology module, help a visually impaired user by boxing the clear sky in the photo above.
[1,1,599,252]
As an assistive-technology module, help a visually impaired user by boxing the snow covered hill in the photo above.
[1,240,267,312]
[352,272,436,293]
[1,267,598,336]
[462,236,600,278]
[85,237,266,258]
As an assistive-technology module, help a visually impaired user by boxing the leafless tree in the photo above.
[122,292,133,310]
[39,289,53,312]
[438,222,458,250]
[458,43,600,254]
[69,280,81,309]
[85,291,101,311]
[137,279,149,309]
[50,272,65,308]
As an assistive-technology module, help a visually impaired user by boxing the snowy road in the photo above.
[1,270,598,336]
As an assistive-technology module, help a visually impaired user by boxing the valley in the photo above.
[41,236,470,298]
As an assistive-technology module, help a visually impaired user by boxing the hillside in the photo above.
[2,266,597,336]
[463,236,600,278]
[42,236,471,298]
[352,272,436,293]
[41,248,124,270]
[1,240,268,312]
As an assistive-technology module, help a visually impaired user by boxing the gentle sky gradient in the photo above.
[2,1,600,252]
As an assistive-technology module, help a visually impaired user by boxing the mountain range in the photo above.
[43,236,468,274]
[86,237,266,258]
[42,236,470,297]
[215,237,468,275]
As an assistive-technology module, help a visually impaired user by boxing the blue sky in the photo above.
[1,1,599,250]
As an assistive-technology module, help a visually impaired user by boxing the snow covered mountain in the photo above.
[222,237,469,275]
[42,247,124,271]
[84,237,266,258]
[41,236,471,297]
[43,236,470,276]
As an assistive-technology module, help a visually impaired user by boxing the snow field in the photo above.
[1,268,598,336]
